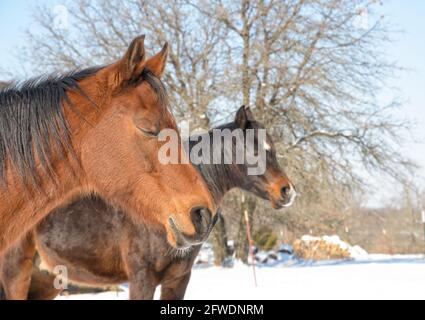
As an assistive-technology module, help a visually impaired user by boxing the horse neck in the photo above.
[0,175,82,253]
[195,162,237,205]
[188,124,244,205]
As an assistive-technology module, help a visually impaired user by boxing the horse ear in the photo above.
[117,35,146,85]
[235,105,255,128]
[144,43,169,78]
[244,106,255,121]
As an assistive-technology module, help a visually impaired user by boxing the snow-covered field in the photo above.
[57,254,425,300]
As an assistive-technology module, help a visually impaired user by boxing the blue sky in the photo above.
[380,1,425,189]
[0,0,61,74]
[0,1,425,203]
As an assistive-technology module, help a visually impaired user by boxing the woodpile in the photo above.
[293,236,351,260]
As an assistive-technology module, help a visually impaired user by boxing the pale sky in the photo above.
[0,1,424,205]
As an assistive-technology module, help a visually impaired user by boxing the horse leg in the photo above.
[160,271,192,300]
[159,247,200,300]
[27,269,61,300]
[0,232,35,300]
[0,255,4,300]
[0,269,5,300]
[128,268,157,300]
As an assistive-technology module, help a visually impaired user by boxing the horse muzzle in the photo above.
[169,208,221,248]
[272,184,297,209]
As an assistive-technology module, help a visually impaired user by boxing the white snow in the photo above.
[56,254,425,300]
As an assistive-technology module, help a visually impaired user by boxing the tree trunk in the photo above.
[241,0,251,107]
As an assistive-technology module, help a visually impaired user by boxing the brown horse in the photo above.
[0,106,295,300]
[0,35,216,256]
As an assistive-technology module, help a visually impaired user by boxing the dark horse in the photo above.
[0,106,295,300]
[0,36,217,257]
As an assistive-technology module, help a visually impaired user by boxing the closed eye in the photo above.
[137,126,160,138]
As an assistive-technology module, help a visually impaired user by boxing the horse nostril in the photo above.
[281,186,291,198]
[190,206,212,235]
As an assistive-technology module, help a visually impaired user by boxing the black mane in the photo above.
[187,121,242,202]
[0,67,99,189]
[126,69,169,113]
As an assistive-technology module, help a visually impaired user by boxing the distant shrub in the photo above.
[253,227,278,251]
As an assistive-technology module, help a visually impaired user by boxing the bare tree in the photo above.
[22,0,227,129]
[188,0,415,262]
[14,0,416,263]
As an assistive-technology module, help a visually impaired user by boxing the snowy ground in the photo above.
[57,254,425,300]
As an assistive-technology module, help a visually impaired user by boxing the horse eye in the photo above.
[137,127,159,138]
